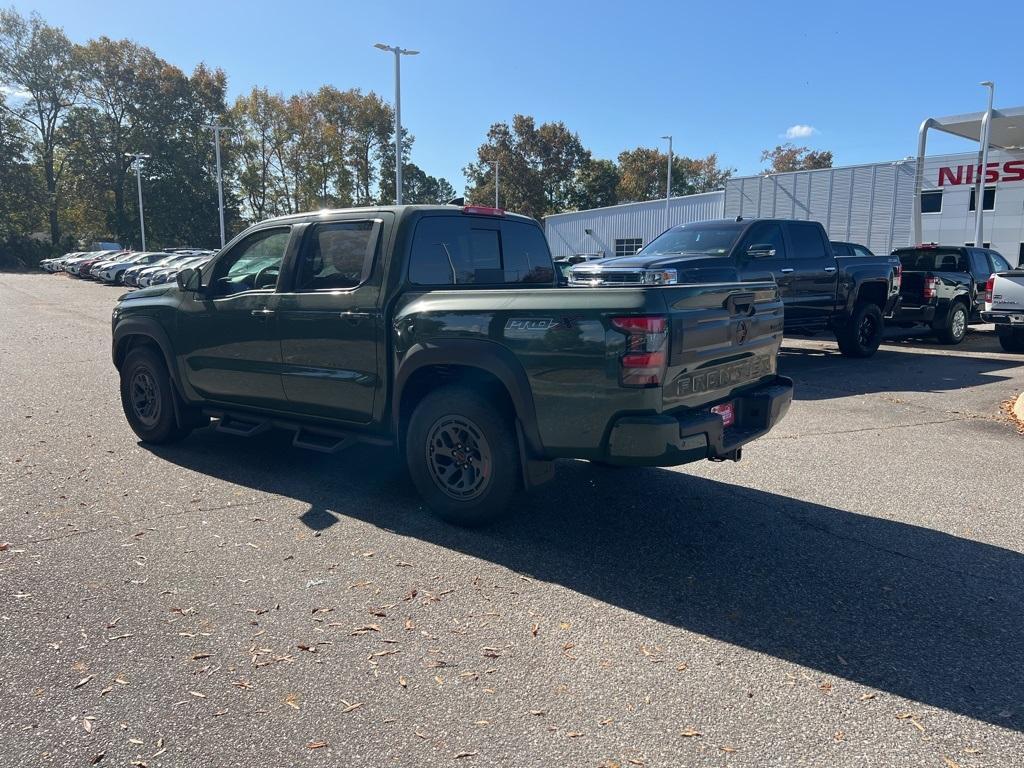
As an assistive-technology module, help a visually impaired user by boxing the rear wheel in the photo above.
[405,386,519,526]
[836,302,883,358]
[119,347,192,444]
[937,302,968,345]
[998,326,1024,353]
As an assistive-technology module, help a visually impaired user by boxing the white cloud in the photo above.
[784,124,818,140]
[0,84,32,100]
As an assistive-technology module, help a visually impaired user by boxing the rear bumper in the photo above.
[982,311,1024,326]
[604,376,793,466]
[893,304,936,324]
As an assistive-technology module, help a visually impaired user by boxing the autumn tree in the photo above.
[617,147,733,203]
[464,115,591,218]
[761,143,833,173]
[0,8,80,245]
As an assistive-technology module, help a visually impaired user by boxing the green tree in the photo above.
[617,147,732,203]
[569,158,620,210]
[761,143,833,173]
[0,112,43,238]
[464,114,590,218]
[0,8,80,245]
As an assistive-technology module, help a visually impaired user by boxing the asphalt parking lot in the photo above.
[2,272,1022,767]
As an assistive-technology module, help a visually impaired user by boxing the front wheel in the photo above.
[119,347,192,444]
[998,326,1024,353]
[836,303,884,358]
[937,302,968,345]
[405,386,520,526]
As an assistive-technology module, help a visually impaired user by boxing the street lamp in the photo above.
[661,135,673,230]
[125,152,150,250]
[973,81,995,247]
[374,42,419,205]
[205,120,229,248]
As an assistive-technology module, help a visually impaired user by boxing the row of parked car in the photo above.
[564,220,1022,354]
[40,248,217,288]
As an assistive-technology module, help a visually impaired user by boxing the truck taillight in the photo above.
[923,276,938,300]
[985,274,995,304]
[611,315,668,388]
[894,262,902,291]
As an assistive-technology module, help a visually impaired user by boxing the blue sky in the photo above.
[15,0,1024,192]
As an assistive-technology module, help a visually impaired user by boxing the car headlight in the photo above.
[640,269,678,285]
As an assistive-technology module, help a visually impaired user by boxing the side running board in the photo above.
[214,413,271,437]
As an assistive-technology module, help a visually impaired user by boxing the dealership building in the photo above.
[545,107,1024,266]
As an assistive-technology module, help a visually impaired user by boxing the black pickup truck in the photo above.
[568,218,901,358]
[891,245,1013,344]
[111,204,792,525]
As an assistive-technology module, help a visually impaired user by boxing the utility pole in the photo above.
[125,152,150,250]
[661,135,673,230]
[374,43,419,204]
[206,120,228,248]
[973,81,995,247]
[494,158,500,208]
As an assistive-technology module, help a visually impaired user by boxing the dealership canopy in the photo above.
[914,103,1024,244]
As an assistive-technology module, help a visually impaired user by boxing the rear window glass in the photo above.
[409,216,554,286]
[895,248,965,271]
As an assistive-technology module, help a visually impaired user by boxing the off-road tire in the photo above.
[836,302,884,358]
[119,347,192,444]
[997,326,1024,353]
[405,386,519,526]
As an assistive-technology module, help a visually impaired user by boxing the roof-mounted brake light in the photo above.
[462,205,505,217]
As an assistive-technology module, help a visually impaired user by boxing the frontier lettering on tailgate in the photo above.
[674,356,774,396]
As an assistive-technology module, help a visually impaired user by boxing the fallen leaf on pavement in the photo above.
[341,699,362,713]
[943,758,960,768]
[720,746,737,753]
[351,624,381,635]
[680,728,702,737]
[399,676,408,688]
[74,675,94,689]
[188,691,206,699]
[284,693,300,710]
[859,692,876,701]
[454,751,478,759]
[307,741,329,750]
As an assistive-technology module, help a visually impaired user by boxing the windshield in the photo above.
[639,222,744,257]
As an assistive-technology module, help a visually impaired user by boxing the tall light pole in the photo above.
[374,43,419,205]
[973,81,995,247]
[125,152,150,250]
[661,135,673,230]
[206,120,228,248]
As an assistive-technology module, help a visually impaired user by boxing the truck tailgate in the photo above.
[659,282,784,411]
[988,270,1024,313]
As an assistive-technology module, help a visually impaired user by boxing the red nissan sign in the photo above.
[938,160,1024,186]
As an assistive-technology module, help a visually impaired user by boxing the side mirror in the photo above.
[747,243,777,259]
[176,267,201,292]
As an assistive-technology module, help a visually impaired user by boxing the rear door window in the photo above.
[296,220,379,291]
[409,216,554,286]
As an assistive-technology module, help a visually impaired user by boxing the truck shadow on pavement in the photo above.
[779,342,1023,401]
[148,432,1023,732]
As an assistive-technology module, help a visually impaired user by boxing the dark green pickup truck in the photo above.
[112,204,792,524]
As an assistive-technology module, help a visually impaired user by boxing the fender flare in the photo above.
[393,338,544,456]
[112,316,183,393]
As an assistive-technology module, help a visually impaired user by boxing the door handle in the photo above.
[824,266,837,273]
[779,268,795,274]
[339,311,374,319]
[250,308,275,317]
